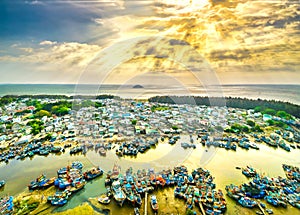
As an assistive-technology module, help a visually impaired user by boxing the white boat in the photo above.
[112,181,126,206]
[150,195,159,211]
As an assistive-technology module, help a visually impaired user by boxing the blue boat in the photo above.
[71,161,83,170]
[51,197,68,206]
[238,197,257,208]
[242,166,257,178]
[0,196,14,214]
[83,167,103,181]
[150,195,159,211]
[28,174,47,190]
[47,190,71,203]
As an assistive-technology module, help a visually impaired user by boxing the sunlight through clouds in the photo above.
[0,0,299,84]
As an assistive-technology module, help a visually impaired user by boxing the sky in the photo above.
[0,0,299,85]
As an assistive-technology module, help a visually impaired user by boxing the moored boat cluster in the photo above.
[226,164,300,213]
[0,196,13,215]
[26,161,103,207]
[173,166,227,215]
[97,165,227,215]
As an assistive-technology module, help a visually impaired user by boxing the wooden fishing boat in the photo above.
[39,177,56,189]
[99,147,106,156]
[150,195,159,211]
[47,190,71,203]
[238,196,257,208]
[68,179,86,193]
[98,194,111,204]
[84,167,103,181]
[112,181,126,206]
[242,166,257,178]
[51,146,62,153]
[28,174,46,190]
[51,197,68,206]
[134,193,142,207]
[134,207,140,215]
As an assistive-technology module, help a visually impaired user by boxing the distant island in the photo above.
[132,84,144,89]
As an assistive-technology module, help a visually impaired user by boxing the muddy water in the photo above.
[0,136,299,214]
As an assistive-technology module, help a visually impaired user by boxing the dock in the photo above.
[199,201,205,215]
[257,201,267,215]
[144,192,148,215]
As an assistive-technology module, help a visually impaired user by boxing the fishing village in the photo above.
[0,96,300,214]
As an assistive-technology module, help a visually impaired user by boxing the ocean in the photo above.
[0,84,299,105]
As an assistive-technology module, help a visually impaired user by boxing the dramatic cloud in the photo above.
[0,42,101,67]
[39,40,57,46]
[0,0,299,84]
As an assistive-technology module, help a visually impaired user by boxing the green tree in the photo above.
[5,123,13,130]
[263,108,276,116]
[242,126,250,133]
[267,119,275,126]
[131,119,137,125]
[35,110,51,118]
[246,120,255,127]
[254,106,262,113]
[252,125,263,132]
[172,125,179,130]
[276,110,291,120]
[27,120,44,135]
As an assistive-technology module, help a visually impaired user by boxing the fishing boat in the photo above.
[98,194,111,204]
[51,146,62,153]
[110,164,120,180]
[186,195,194,209]
[99,147,106,156]
[47,190,71,203]
[0,180,5,188]
[238,141,250,150]
[50,197,68,206]
[150,195,159,211]
[83,167,103,181]
[264,195,287,208]
[0,196,14,214]
[55,178,72,190]
[124,184,136,205]
[57,167,68,176]
[266,208,274,214]
[282,164,300,182]
[67,179,86,193]
[278,140,291,151]
[69,146,83,154]
[39,177,56,189]
[248,142,259,150]
[134,193,142,207]
[134,207,140,215]
[265,141,278,148]
[71,161,83,170]
[28,174,46,190]
[112,180,126,206]
[238,196,257,208]
[242,166,257,178]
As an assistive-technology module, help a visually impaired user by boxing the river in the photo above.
[0,135,299,214]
